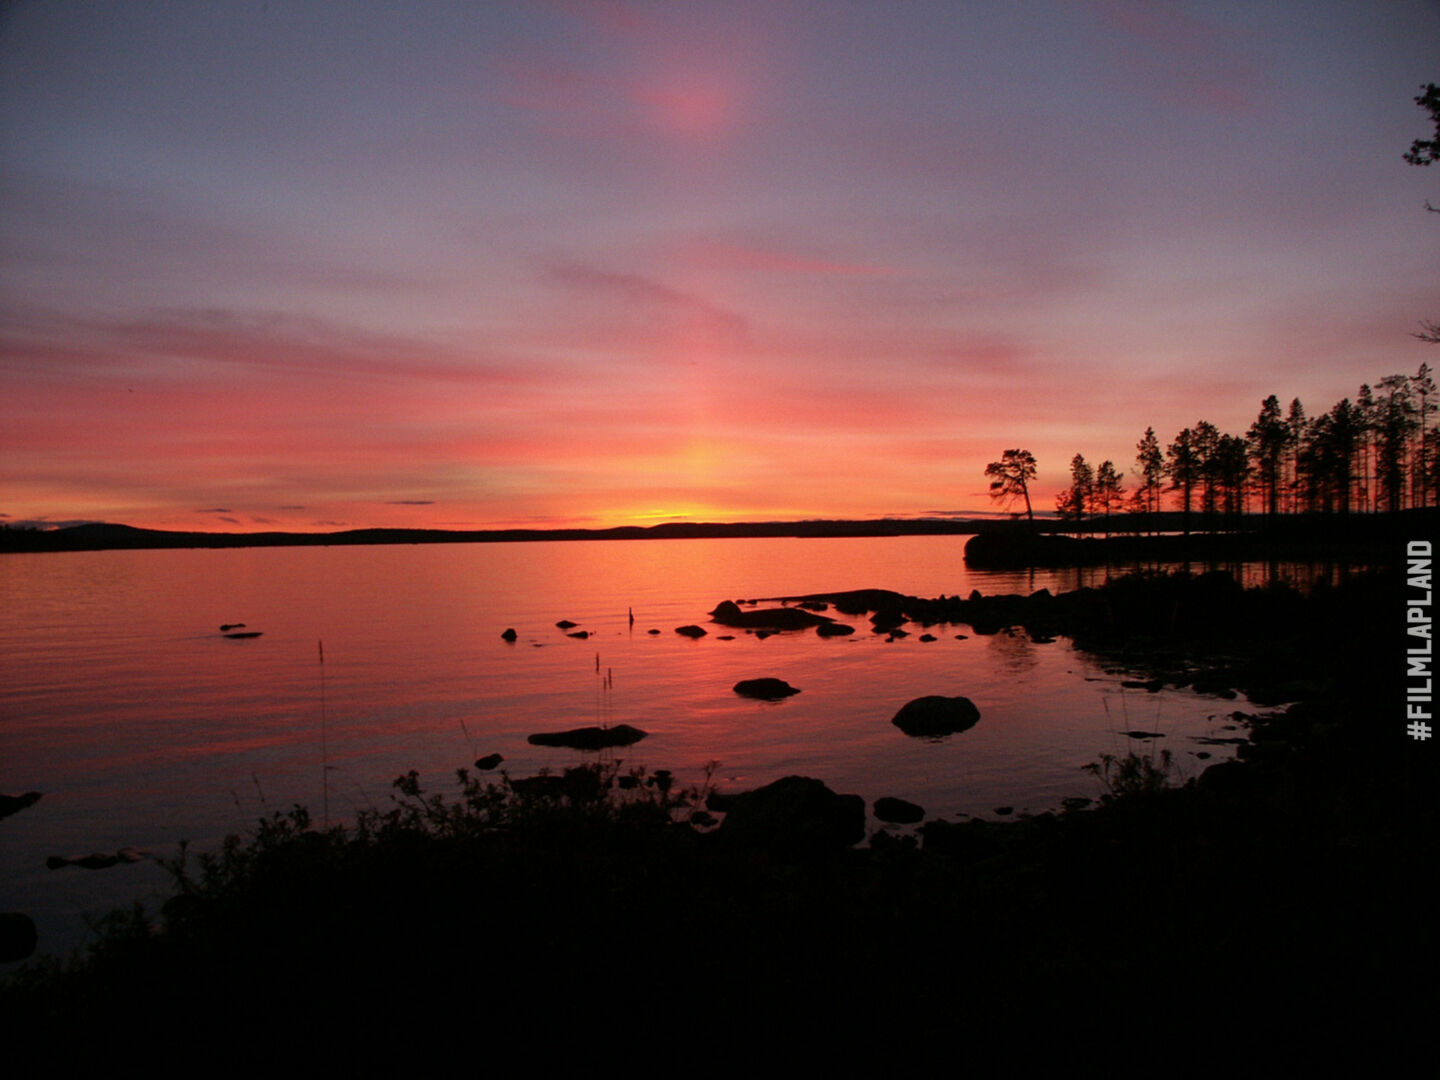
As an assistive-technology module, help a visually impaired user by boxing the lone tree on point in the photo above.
[985,449,1038,522]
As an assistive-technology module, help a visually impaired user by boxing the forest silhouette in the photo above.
[992,363,1440,537]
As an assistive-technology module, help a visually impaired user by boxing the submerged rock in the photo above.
[891,695,981,738]
[527,724,648,750]
[733,677,801,700]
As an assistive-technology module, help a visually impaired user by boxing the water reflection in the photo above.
[983,627,1039,677]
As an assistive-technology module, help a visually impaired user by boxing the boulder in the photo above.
[733,677,801,700]
[500,628,518,642]
[891,695,981,738]
[0,913,37,963]
[816,622,855,637]
[873,796,925,824]
[474,753,504,770]
[708,776,865,853]
[675,624,707,638]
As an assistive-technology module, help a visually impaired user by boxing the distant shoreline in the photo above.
[2,510,1431,557]
[1,518,990,553]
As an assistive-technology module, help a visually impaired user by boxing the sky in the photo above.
[2,0,1439,532]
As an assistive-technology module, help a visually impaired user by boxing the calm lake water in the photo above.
[2,535,1258,961]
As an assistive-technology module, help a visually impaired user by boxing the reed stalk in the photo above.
[318,639,329,828]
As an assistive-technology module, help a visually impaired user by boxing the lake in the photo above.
[2,535,1256,961]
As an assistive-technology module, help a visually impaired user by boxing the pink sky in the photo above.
[3,0,1439,531]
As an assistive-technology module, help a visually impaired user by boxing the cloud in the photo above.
[3,518,105,530]
[498,3,748,142]
[1085,0,1268,114]
[685,240,902,278]
[545,262,751,344]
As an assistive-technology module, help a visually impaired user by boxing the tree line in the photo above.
[989,363,1439,532]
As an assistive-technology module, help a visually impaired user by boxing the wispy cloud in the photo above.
[1085,0,1268,113]
[545,262,751,345]
[685,240,902,278]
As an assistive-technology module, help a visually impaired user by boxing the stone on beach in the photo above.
[708,775,865,853]
[0,913,37,963]
[873,796,925,824]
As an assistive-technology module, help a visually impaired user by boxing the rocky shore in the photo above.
[2,569,1432,1056]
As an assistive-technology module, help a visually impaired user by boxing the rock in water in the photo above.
[891,695,981,738]
[526,724,648,750]
[474,753,504,770]
[710,600,833,630]
[675,625,707,638]
[733,677,801,700]
[500,628,518,642]
[0,791,41,821]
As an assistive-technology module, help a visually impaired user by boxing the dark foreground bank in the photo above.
[2,571,1434,1056]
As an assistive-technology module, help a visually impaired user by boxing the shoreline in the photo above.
[3,567,1431,1049]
